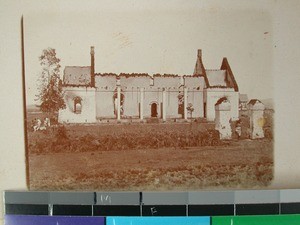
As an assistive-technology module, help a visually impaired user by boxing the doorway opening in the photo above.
[151,103,158,117]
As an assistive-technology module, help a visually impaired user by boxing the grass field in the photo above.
[29,140,273,191]
[26,111,274,191]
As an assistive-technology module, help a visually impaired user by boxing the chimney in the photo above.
[90,46,95,87]
[193,48,204,76]
[197,49,202,59]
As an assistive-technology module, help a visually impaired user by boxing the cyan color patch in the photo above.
[106,216,210,225]
[5,215,105,225]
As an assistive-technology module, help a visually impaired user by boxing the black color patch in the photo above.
[5,204,48,215]
[236,203,279,215]
[52,205,92,216]
[188,204,234,216]
[93,205,141,216]
[142,205,187,216]
[281,203,300,214]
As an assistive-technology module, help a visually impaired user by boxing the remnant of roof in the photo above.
[220,57,239,92]
[153,74,180,78]
[121,73,150,78]
[183,74,203,78]
[63,66,91,86]
[215,97,229,105]
[248,99,265,110]
[248,99,262,105]
[95,73,118,77]
[62,50,239,92]
[239,94,249,102]
[206,70,227,87]
[94,73,200,78]
[194,52,204,75]
[193,49,210,87]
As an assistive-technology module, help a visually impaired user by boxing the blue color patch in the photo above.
[5,215,105,225]
[106,216,210,225]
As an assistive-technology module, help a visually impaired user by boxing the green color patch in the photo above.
[212,215,300,225]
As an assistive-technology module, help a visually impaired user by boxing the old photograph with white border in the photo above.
[24,9,274,190]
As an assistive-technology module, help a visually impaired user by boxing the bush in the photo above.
[55,125,68,140]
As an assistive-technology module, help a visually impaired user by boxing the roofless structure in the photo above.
[58,47,239,123]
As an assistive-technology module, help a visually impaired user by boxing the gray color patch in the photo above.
[280,189,300,203]
[188,191,234,204]
[235,190,280,204]
[4,191,49,204]
[143,192,188,205]
[49,192,94,205]
[95,192,140,205]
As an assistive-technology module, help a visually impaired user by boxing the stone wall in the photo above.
[92,75,206,119]
[165,90,181,118]
[95,90,115,119]
[95,75,117,89]
[205,88,239,121]
[120,75,151,89]
[58,87,96,123]
[184,76,205,90]
[215,98,232,139]
[248,100,265,139]
[143,90,162,118]
[123,89,140,118]
[153,76,182,88]
[93,88,205,119]
[186,90,204,118]
[59,75,241,122]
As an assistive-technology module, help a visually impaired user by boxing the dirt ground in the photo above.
[26,109,273,190]
[29,139,273,191]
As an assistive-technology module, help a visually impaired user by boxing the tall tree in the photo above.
[36,48,66,114]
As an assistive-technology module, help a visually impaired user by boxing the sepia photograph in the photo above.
[24,8,274,190]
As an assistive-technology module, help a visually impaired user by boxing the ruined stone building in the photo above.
[58,47,240,123]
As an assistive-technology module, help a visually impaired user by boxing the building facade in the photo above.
[58,47,239,123]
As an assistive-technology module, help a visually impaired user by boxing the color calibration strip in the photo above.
[4,215,300,225]
[4,190,300,216]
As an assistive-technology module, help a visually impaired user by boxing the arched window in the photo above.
[74,96,82,114]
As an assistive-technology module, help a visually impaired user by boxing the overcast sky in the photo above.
[24,4,273,105]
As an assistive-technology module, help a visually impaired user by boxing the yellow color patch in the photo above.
[257,117,265,127]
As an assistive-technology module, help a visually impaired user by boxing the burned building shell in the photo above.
[58,47,239,123]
